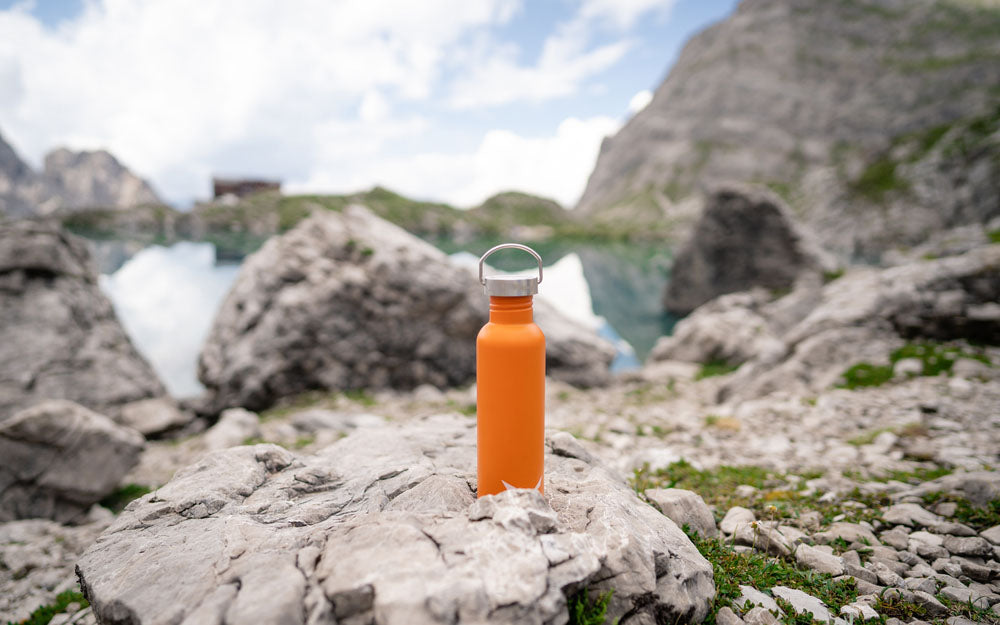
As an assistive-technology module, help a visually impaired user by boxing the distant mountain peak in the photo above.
[576,0,1000,256]
[0,130,162,216]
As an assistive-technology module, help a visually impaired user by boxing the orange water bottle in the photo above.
[476,244,546,498]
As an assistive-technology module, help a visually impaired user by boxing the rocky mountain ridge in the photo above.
[0,128,161,217]
[576,0,1000,258]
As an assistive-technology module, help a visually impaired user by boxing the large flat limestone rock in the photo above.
[77,416,714,625]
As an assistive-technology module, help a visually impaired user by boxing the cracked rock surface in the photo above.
[76,415,714,625]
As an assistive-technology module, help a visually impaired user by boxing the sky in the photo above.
[0,0,738,208]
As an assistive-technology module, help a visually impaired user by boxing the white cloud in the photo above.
[358,91,391,123]
[290,114,621,208]
[0,0,652,208]
[447,0,675,109]
[628,89,653,114]
[579,0,677,30]
[0,0,520,201]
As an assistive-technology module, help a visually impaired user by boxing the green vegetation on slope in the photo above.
[837,341,992,390]
[98,483,152,513]
[687,528,858,625]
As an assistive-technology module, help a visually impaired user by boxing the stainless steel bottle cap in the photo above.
[478,243,543,297]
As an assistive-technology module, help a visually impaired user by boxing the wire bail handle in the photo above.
[478,243,544,286]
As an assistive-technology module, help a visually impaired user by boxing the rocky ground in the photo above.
[3,341,998,624]
[2,207,998,624]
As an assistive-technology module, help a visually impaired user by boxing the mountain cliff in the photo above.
[0,130,162,216]
[576,0,1000,257]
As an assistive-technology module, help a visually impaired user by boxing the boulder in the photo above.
[644,487,718,538]
[649,290,784,366]
[76,415,715,625]
[0,220,167,421]
[118,397,192,437]
[198,206,614,412]
[0,400,144,522]
[705,244,1000,402]
[663,186,832,315]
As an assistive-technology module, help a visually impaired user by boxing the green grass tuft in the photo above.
[9,589,89,625]
[837,363,893,390]
[344,389,377,407]
[98,483,152,514]
[566,588,613,625]
[850,157,909,202]
[822,269,844,283]
[989,228,1000,244]
[696,360,741,380]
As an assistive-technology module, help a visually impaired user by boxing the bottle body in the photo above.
[476,295,545,497]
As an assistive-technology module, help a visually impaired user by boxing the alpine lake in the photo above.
[91,235,678,398]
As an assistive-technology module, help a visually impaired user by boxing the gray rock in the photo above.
[932,573,966,588]
[946,617,979,625]
[743,606,780,625]
[932,557,963,577]
[911,591,949,617]
[734,522,792,557]
[932,522,977,537]
[649,290,784,366]
[982,525,1000,546]
[939,586,989,609]
[76,415,715,625]
[892,358,923,379]
[644,488,718,538]
[662,186,830,314]
[717,606,746,625]
[859,581,885,596]
[770,586,834,623]
[845,563,878,585]
[814,522,880,547]
[841,550,862,568]
[943,535,994,557]
[935,502,959,517]
[0,221,166,420]
[909,530,943,548]
[0,400,144,522]
[954,556,993,582]
[118,398,191,437]
[870,557,909,576]
[198,207,615,413]
[735,585,781,613]
[720,506,756,535]
[840,602,879,622]
[795,544,844,576]
[868,561,905,588]
[201,407,260,451]
[882,503,943,528]
[869,546,900,561]
[904,577,938,595]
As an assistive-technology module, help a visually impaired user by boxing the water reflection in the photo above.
[99,242,240,398]
[436,237,677,362]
